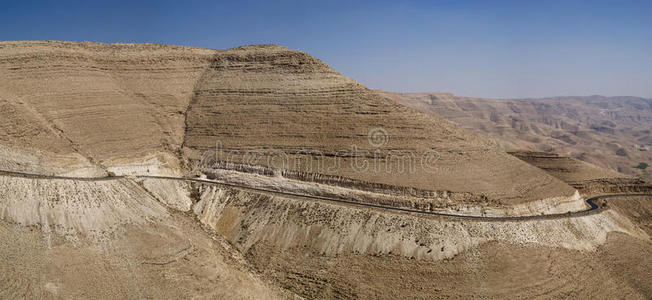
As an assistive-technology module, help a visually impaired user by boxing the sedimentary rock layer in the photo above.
[0,41,576,204]
[192,183,645,261]
[182,44,575,204]
[0,41,216,175]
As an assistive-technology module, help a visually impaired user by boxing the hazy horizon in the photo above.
[387,91,652,100]
[3,0,651,99]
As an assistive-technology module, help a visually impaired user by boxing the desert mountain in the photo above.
[0,41,576,205]
[0,41,650,298]
[384,92,651,180]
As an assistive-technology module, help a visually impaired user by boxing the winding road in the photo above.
[1,169,650,221]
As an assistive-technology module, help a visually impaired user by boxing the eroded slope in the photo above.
[0,41,577,205]
[182,44,575,204]
[0,175,293,299]
[0,41,216,175]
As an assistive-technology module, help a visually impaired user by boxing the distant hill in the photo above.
[383,92,651,180]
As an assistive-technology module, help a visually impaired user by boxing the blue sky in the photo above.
[2,0,651,98]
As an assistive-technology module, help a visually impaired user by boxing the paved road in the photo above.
[1,169,650,221]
